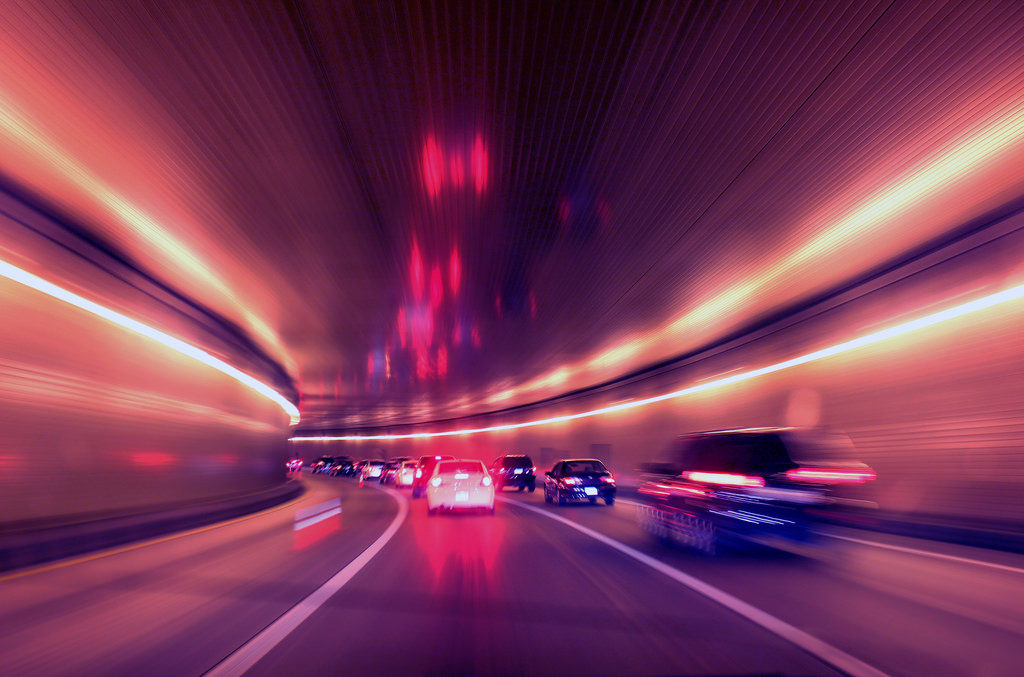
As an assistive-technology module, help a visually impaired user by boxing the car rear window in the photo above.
[438,461,485,474]
[782,432,858,464]
[684,434,795,474]
[501,456,533,468]
[563,460,607,474]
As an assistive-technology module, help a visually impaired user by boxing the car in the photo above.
[286,458,303,473]
[489,454,536,492]
[426,459,495,514]
[359,460,386,485]
[311,456,334,474]
[328,456,355,476]
[634,428,876,554]
[395,460,419,488]
[411,455,456,498]
[379,460,403,484]
[544,459,616,506]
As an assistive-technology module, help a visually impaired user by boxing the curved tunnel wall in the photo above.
[314,210,1024,528]
[0,189,293,528]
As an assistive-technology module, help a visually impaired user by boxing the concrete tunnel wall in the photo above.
[0,190,293,528]
[310,210,1024,528]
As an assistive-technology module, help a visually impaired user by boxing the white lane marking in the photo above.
[820,532,1024,576]
[206,487,408,676]
[295,497,341,521]
[293,498,343,531]
[498,496,887,677]
[293,507,342,531]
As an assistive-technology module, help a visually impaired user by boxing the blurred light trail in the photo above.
[0,99,291,369]
[292,279,1024,441]
[498,103,1024,406]
[0,257,300,424]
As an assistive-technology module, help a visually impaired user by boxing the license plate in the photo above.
[455,491,469,502]
[584,487,598,496]
[513,468,523,474]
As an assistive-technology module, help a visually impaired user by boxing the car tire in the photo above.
[544,488,552,504]
[693,517,717,555]
[489,506,495,515]
[589,497,597,504]
[518,485,525,492]
[528,484,535,493]
[557,491,567,506]
[605,497,615,506]
[428,505,438,516]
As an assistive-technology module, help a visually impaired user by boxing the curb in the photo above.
[0,479,304,572]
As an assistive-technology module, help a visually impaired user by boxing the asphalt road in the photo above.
[1,473,1022,676]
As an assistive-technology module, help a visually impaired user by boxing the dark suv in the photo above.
[489,455,536,492]
[544,459,616,505]
[635,428,875,554]
[328,456,355,476]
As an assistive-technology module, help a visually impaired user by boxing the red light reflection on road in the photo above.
[422,136,444,198]
[410,241,425,301]
[449,248,461,295]
[430,265,443,307]
[472,134,488,193]
[129,451,177,468]
[412,507,505,587]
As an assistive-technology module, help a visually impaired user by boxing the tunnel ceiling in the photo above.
[1,1,1023,430]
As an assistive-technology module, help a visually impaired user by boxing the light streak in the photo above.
[292,281,1024,441]
[503,103,1024,405]
[0,100,292,369]
[0,258,300,424]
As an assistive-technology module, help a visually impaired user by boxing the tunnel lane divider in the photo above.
[205,486,408,677]
[623,497,1024,575]
[293,498,342,531]
[0,490,308,584]
[818,532,1024,575]
[497,496,888,677]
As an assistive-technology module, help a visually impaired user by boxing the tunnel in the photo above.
[1,2,1024,675]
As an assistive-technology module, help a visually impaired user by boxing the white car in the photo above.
[359,460,385,486]
[395,460,419,487]
[427,459,495,514]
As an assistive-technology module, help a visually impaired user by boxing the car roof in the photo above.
[682,427,793,437]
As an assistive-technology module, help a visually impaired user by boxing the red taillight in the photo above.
[683,471,765,488]
[786,467,876,484]
[601,476,615,483]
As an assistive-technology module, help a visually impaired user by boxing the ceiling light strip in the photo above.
[293,281,1024,441]
[0,258,300,424]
